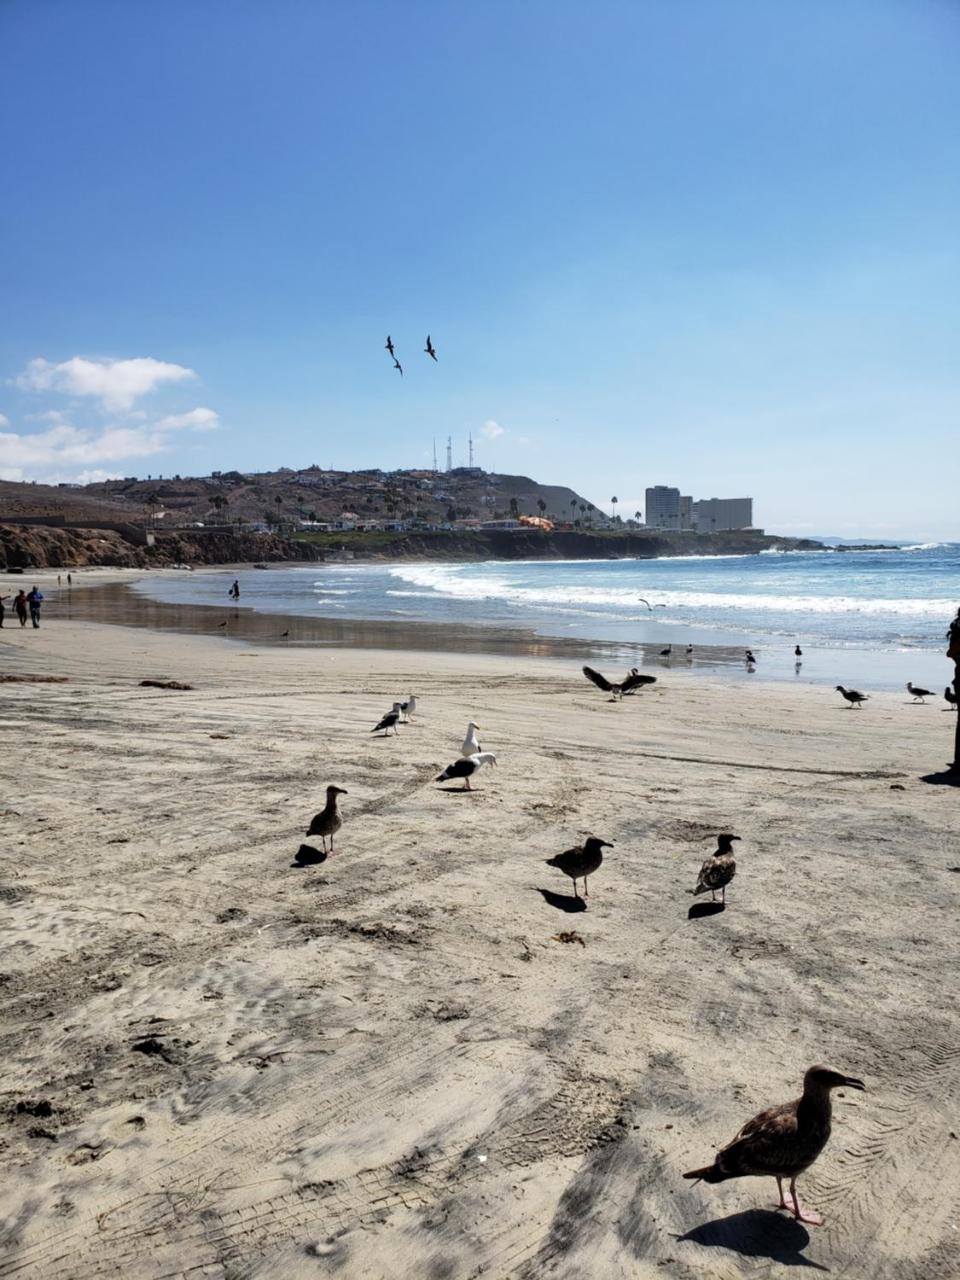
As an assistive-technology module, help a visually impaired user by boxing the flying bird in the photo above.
[218,620,227,628]
[545,836,612,899]
[392,356,403,377]
[460,720,481,756]
[906,682,934,704]
[582,665,656,701]
[306,784,348,854]
[372,703,403,735]
[836,685,868,708]
[385,335,395,358]
[690,833,740,903]
[280,630,289,639]
[424,334,438,361]
[436,751,497,791]
[683,1064,866,1226]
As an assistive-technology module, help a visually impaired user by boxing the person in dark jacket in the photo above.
[26,585,43,628]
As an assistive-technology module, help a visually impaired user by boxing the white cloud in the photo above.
[14,356,197,411]
[0,413,8,427]
[154,406,219,432]
[0,405,219,481]
[480,420,505,439]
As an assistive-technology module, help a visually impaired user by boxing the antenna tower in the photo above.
[468,433,474,467]
[446,435,453,472]
[432,437,438,472]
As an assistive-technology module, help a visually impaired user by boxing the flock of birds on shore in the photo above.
[287,646,936,1227]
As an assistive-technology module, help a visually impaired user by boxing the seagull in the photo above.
[582,666,657,701]
[907,682,934,704]
[460,720,481,756]
[685,644,694,657]
[424,334,438,361]
[545,837,612,899]
[836,685,868,708]
[690,833,740,903]
[659,645,672,658]
[385,335,395,358]
[795,645,803,658]
[683,1064,866,1226]
[372,703,403,735]
[399,694,418,720]
[306,785,347,854]
[436,751,497,791]
[392,356,403,377]
[218,620,227,628]
[745,649,756,665]
[280,630,289,639]
[945,686,957,709]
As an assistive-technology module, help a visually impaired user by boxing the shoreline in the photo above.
[4,563,952,692]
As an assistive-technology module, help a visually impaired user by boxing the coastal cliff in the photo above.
[0,523,822,569]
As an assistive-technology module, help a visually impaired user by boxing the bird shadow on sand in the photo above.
[676,1209,828,1270]
[436,787,481,795]
[919,769,960,788]
[536,888,587,913]
[292,844,328,867]
[687,901,726,920]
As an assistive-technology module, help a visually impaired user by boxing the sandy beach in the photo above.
[0,612,958,1279]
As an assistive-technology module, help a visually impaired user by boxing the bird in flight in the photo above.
[392,357,403,377]
[385,335,395,358]
[424,335,438,361]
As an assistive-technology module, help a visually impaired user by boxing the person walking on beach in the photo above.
[67,572,72,586]
[26,585,43,628]
[229,579,240,601]
[14,590,28,627]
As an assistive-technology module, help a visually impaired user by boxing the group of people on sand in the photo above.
[0,585,45,629]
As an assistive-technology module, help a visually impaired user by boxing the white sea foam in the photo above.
[385,564,953,619]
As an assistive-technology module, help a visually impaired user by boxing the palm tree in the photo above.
[611,496,618,520]
[570,498,577,525]
[634,510,642,524]
[537,498,547,518]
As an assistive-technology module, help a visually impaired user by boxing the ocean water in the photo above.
[132,544,960,688]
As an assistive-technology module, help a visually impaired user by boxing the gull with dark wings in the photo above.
[582,665,657,701]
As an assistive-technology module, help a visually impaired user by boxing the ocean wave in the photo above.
[385,565,954,618]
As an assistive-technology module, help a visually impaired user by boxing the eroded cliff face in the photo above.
[0,522,822,570]
[0,526,323,570]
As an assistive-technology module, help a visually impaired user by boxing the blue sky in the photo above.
[1,0,958,537]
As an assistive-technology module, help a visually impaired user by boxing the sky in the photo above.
[1,0,958,539]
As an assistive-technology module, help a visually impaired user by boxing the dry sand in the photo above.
[0,616,958,1279]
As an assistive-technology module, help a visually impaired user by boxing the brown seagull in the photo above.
[683,1064,866,1225]
[424,334,437,361]
[545,836,612,899]
[306,784,348,854]
[385,335,395,358]
[690,833,740,903]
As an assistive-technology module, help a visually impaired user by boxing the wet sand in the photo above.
[0,611,958,1278]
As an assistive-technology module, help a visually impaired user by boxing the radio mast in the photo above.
[468,433,474,467]
[432,437,438,472]
[446,436,452,472]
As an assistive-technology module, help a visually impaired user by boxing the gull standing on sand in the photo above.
[460,721,482,756]
[306,785,348,855]
[659,645,672,658]
[399,695,417,721]
[683,1064,866,1226]
[945,686,957,709]
[436,751,497,791]
[906,682,934,704]
[545,836,612,900]
[690,834,740,903]
[372,703,403,735]
[836,685,868,708]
